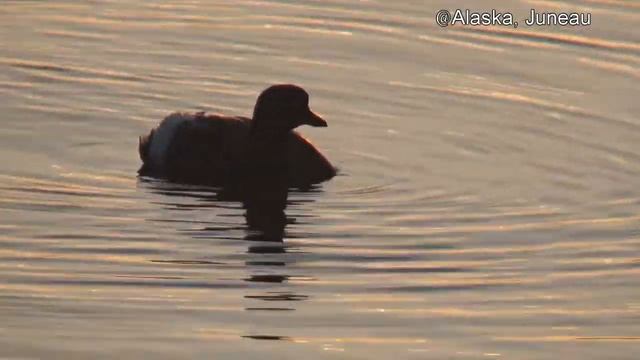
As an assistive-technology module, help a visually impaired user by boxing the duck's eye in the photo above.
[293,103,309,113]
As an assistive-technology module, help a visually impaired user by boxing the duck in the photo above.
[137,84,336,187]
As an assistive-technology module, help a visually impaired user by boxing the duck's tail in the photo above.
[137,112,195,176]
[137,129,155,175]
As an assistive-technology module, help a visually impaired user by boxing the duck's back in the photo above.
[138,113,336,186]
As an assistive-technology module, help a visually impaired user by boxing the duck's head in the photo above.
[252,84,327,132]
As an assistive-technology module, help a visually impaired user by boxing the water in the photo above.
[1,1,639,358]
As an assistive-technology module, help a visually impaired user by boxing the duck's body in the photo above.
[138,85,336,187]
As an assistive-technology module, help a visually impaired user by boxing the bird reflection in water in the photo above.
[140,178,328,351]
[141,179,315,315]
[142,178,320,243]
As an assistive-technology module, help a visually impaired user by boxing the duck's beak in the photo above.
[304,109,328,127]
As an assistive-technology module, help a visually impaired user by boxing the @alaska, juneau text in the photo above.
[435,9,592,28]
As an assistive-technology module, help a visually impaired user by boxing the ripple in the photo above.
[2,58,151,83]
[461,27,640,54]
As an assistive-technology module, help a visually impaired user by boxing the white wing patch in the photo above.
[149,112,194,167]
